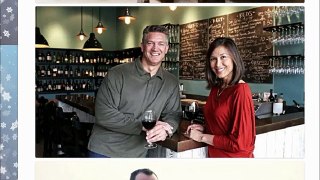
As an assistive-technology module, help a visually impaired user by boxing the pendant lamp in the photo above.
[36,27,50,48]
[77,7,87,41]
[118,8,136,25]
[95,7,106,34]
[169,6,177,11]
[83,7,103,51]
[35,13,49,48]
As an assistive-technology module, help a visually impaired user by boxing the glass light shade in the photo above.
[169,6,177,11]
[77,29,87,41]
[96,22,106,34]
[118,8,135,25]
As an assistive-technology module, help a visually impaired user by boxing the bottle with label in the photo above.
[268,89,275,102]
[272,95,283,115]
[46,52,52,62]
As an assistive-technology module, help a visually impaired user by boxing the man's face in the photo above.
[141,32,169,66]
[135,173,158,180]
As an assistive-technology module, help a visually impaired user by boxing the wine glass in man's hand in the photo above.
[142,110,157,149]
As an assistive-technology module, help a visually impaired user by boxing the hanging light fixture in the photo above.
[83,7,103,51]
[118,8,136,25]
[96,7,106,34]
[35,27,50,48]
[169,6,177,11]
[77,7,87,41]
[35,13,49,48]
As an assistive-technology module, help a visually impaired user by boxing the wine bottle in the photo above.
[64,66,69,77]
[40,66,46,77]
[52,66,57,77]
[69,66,74,77]
[64,53,69,63]
[46,52,52,62]
[268,89,275,102]
[46,65,52,77]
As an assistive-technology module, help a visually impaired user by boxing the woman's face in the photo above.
[209,45,234,84]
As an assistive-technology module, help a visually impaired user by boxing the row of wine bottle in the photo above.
[36,51,136,64]
[36,79,97,92]
[36,65,108,78]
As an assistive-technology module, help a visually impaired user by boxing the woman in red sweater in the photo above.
[187,37,256,158]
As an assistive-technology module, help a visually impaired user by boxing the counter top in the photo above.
[55,95,304,152]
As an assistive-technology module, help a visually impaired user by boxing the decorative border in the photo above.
[1,0,18,179]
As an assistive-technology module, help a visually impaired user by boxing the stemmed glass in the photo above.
[184,101,200,124]
[268,57,274,74]
[142,109,157,149]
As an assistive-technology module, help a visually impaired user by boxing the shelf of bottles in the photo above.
[162,23,180,76]
[264,55,304,75]
[35,47,141,95]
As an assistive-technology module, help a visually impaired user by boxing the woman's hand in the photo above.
[186,124,204,135]
[189,129,203,142]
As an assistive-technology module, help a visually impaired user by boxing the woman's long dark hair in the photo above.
[205,37,245,89]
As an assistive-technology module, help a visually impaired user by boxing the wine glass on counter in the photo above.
[184,101,200,124]
[142,109,157,149]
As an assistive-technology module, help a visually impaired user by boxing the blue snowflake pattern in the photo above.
[0,45,18,180]
[0,0,18,45]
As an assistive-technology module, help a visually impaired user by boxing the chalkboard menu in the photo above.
[179,7,274,83]
[208,15,228,45]
[180,19,208,80]
[228,7,273,83]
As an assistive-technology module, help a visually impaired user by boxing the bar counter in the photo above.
[55,94,304,152]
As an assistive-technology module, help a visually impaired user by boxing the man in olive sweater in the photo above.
[87,25,182,157]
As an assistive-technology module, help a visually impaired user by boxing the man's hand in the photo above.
[146,121,173,143]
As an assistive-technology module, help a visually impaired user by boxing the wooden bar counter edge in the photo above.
[55,94,305,152]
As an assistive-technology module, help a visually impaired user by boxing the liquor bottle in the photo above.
[57,66,62,77]
[52,52,57,63]
[52,66,57,77]
[65,80,70,91]
[268,89,275,102]
[85,53,90,63]
[47,80,53,91]
[74,80,79,90]
[63,53,69,63]
[75,54,79,63]
[37,52,44,62]
[69,53,75,63]
[79,54,83,63]
[42,81,48,91]
[83,68,88,77]
[64,53,69,63]
[52,80,57,91]
[69,66,74,77]
[64,66,69,77]
[40,66,46,77]
[36,66,41,77]
[46,52,52,62]
[46,65,52,77]
[56,52,61,64]
[56,80,61,90]
[36,81,41,92]
[76,66,81,77]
